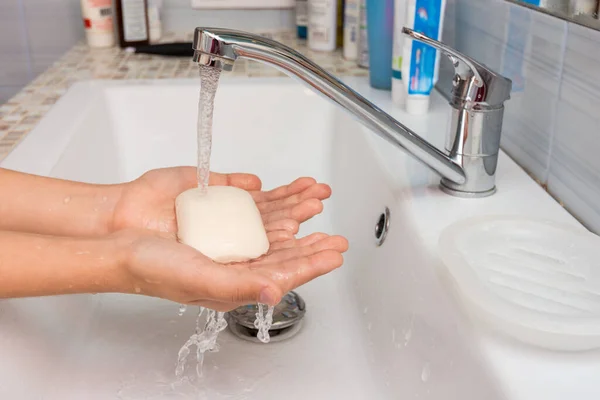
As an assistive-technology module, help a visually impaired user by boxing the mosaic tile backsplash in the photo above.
[0,0,295,103]
[440,0,600,234]
[0,30,365,163]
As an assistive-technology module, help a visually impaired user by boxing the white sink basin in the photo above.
[1,76,598,400]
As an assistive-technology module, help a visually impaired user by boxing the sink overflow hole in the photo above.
[375,207,390,246]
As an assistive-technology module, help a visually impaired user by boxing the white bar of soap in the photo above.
[175,186,270,263]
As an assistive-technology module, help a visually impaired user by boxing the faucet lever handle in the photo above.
[402,27,512,109]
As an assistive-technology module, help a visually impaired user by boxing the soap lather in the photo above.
[175,186,270,263]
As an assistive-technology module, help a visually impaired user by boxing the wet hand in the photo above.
[112,167,332,241]
[118,229,348,311]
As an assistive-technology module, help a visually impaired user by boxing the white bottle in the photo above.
[80,0,115,48]
[296,0,309,38]
[357,0,369,68]
[343,0,360,60]
[148,0,162,43]
[308,0,337,52]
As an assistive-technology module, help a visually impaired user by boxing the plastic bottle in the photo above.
[391,0,407,105]
[337,0,345,48]
[80,0,115,48]
[308,0,338,51]
[343,0,360,60]
[366,0,394,89]
[148,0,162,43]
[401,0,446,114]
[297,0,308,39]
[357,0,369,68]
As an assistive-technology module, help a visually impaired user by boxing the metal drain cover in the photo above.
[228,319,304,343]
[228,291,306,342]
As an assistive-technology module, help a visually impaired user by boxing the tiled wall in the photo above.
[0,0,294,104]
[440,0,600,234]
[0,0,84,104]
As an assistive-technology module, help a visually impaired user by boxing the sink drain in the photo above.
[375,207,390,246]
[228,291,306,343]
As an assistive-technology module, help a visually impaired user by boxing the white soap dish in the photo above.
[439,215,600,351]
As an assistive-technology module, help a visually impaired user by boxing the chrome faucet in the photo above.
[192,27,512,198]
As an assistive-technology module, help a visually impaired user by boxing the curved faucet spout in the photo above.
[193,28,466,187]
[193,28,512,197]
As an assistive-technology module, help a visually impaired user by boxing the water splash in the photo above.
[176,307,228,378]
[254,303,275,343]
[178,304,187,316]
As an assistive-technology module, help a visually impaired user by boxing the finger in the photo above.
[262,198,324,224]
[264,219,299,234]
[267,230,295,244]
[209,172,262,191]
[185,263,282,306]
[265,250,345,294]
[252,177,316,203]
[257,183,332,214]
[269,232,329,251]
[264,235,348,263]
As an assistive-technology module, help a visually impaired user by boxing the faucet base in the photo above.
[439,181,497,198]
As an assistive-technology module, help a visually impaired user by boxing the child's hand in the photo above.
[112,167,332,241]
[116,228,348,311]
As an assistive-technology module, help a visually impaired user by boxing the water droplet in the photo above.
[421,362,431,382]
[367,322,372,331]
[134,286,141,293]
[63,196,71,204]
[404,329,412,346]
[363,307,368,314]
[404,315,414,346]
[178,304,187,316]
